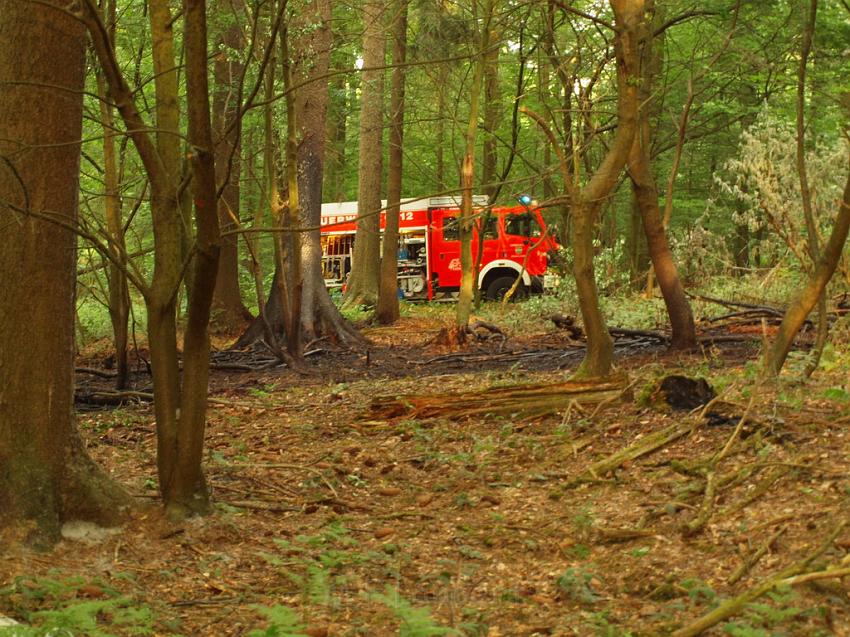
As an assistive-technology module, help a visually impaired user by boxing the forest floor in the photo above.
[2,302,850,637]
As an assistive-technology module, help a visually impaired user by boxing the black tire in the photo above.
[485,275,526,301]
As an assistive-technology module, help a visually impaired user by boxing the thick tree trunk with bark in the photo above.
[236,0,362,349]
[211,0,251,331]
[324,31,348,203]
[0,0,127,543]
[345,0,385,308]
[376,0,408,325]
[299,0,362,343]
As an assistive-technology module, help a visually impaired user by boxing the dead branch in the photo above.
[672,517,847,637]
[728,525,788,585]
[75,366,118,379]
[682,471,716,536]
[565,420,698,489]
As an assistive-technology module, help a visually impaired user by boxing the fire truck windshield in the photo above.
[505,212,542,238]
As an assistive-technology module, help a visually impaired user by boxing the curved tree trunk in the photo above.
[627,0,695,350]
[569,0,643,378]
[0,0,127,544]
[765,164,850,376]
[629,137,696,349]
[571,202,614,377]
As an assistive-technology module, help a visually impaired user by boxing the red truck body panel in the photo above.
[320,198,557,300]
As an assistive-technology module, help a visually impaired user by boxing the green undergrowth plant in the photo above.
[721,588,811,636]
[370,586,459,637]
[247,605,308,637]
[556,565,600,605]
[0,575,155,637]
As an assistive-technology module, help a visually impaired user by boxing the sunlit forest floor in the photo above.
[3,297,850,636]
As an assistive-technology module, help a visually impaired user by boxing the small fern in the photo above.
[371,586,459,637]
[248,605,308,637]
[0,576,152,637]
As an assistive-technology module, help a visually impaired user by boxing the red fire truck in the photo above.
[320,196,559,301]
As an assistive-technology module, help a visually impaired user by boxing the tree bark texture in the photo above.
[345,0,385,308]
[456,0,490,331]
[212,0,251,331]
[0,0,126,541]
[81,0,215,518]
[627,0,696,350]
[376,0,408,325]
[324,30,348,203]
[235,0,361,349]
[164,0,221,518]
[568,0,643,378]
[295,0,362,346]
[96,0,131,389]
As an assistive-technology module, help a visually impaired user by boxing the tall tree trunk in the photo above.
[81,0,214,519]
[570,0,642,377]
[97,0,131,389]
[765,0,840,377]
[324,31,348,203]
[294,0,361,345]
[627,0,696,350]
[376,0,408,325]
[166,0,221,518]
[524,0,642,378]
[456,0,491,331]
[211,0,251,331]
[795,0,827,377]
[280,20,303,357]
[0,0,126,543]
[345,0,385,308]
[236,0,362,349]
[436,65,448,191]
[628,137,696,349]
[481,23,500,202]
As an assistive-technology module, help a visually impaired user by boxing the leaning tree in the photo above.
[524,0,643,378]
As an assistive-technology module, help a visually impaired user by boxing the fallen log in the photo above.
[367,377,632,421]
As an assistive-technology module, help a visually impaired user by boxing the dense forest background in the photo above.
[69,0,848,336]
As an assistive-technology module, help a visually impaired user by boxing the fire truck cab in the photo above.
[320,196,558,301]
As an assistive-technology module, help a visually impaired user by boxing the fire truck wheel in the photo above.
[486,275,526,301]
